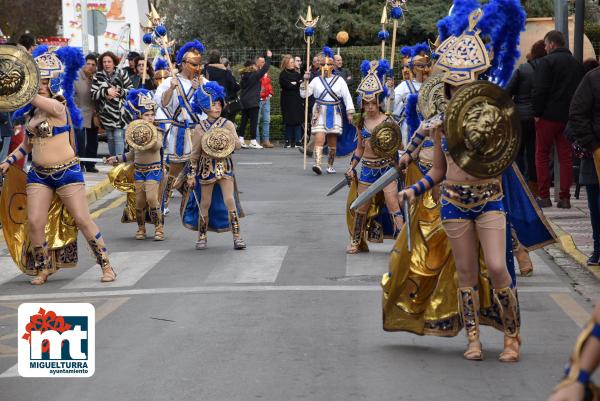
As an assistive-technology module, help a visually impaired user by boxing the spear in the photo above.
[379,4,388,60]
[386,0,407,115]
[297,6,319,170]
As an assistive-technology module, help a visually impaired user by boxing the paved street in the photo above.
[0,148,598,401]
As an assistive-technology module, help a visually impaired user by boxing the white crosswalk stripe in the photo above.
[345,242,391,277]
[62,250,169,289]
[205,246,288,284]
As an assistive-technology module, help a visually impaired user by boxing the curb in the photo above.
[85,178,113,204]
[548,220,600,280]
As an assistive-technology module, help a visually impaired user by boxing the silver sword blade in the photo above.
[79,157,106,163]
[326,177,350,196]
[350,167,400,210]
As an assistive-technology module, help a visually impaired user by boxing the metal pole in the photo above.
[553,0,569,202]
[92,11,99,53]
[81,0,89,53]
[574,0,585,62]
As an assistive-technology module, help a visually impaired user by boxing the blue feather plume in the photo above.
[437,0,480,40]
[191,81,226,113]
[176,40,206,64]
[154,58,169,72]
[411,42,430,57]
[359,60,371,77]
[55,46,85,129]
[478,0,526,87]
[400,46,412,58]
[322,46,335,59]
[32,45,49,58]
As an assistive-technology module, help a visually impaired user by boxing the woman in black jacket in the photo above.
[238,50,272,148]
[279,54,304,148]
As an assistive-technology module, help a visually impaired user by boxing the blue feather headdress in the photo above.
[322,46,335,59]
[126,89,156,118]
[154,58,169,72]
[13,45,84,128]
[176,40,206,65]
[192,81,227,113]
[356,59,391,107]
[434,0,525,88]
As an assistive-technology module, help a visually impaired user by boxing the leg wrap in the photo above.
[458,287,481,342]
[33,243,50,272]
[136,208,146,229]
[350,213,367,248]
[88,233,111,269]
[328,147,336,167]
[493,286,521,338]
[314,146,323,168]
[198,214,208,240]
[229,210,242,237]
[149,207,163,227]
[163,175,175,209]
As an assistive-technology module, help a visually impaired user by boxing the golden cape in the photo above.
[381,163,503,336]
[0,166,78,275]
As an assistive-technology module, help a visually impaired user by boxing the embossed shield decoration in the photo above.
[0,45,40,112]
[418,73,448,120]
[201,127,235,159]
[125,120,158,151]
[444,81,520,178]
[371,120,402,159]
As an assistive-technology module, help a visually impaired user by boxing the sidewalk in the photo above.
[542,186,598,278]
[83,163,114,203]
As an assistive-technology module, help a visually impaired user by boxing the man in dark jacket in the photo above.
[0,112,13,162]
[532,30,584,209]
[204,50,240,113]
[569,64,600,265]
[238,50,272,148]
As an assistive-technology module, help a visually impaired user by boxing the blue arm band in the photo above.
[409,184,421,196]
[18,148,27,156]
[121,154,127,162]
[424,174,434,188]
[591,323,600,339]
[577,369,591,385]
[417,180,426,194]
[351,154,361,163]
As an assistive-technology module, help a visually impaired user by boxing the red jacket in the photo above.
[260,74,274,101]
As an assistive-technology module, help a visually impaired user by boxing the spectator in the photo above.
[310,55,321,80]
[204,51,240,122]
[506,39,546,195]
[123,51,140,79]
[91,51,133,156]
[238,50,272,149]
[294,56,303,73]
[0,112,12,162]
[74,53,100,172]
[333,54,352,83]
[569,58,600,265]
[256,56,274,148]
[17,33,35,53]
[532,30,585,209]
[131,57,155,89]
[279,54,304,148]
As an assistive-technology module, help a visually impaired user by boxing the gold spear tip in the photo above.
[380,4,388,24]
[306,6,313,22]
[150,3,160,19]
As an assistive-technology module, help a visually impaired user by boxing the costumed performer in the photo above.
[346,59,403,254]
[397,5,526,362]
[301,46,355,175]
[0,45,116,284]
[106,89,165,241]
[182,81,246,250]
[154,40,207,213]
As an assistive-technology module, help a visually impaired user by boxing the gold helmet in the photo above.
[320,46,336,78]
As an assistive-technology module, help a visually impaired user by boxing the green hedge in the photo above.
[234,113,285,140]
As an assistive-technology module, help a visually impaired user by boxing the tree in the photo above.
[1,0,62,41]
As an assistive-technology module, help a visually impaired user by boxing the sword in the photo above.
[400,182,412,253]
[350,166,400,210]
[326,171,353,196]
[79,157,107,163]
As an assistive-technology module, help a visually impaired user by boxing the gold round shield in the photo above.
[125,119,158,151]
[418,73,448,120]
[201,127,235,159]
[444,81,520,179]
[370,120,402,159]
[0,45,40,112]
